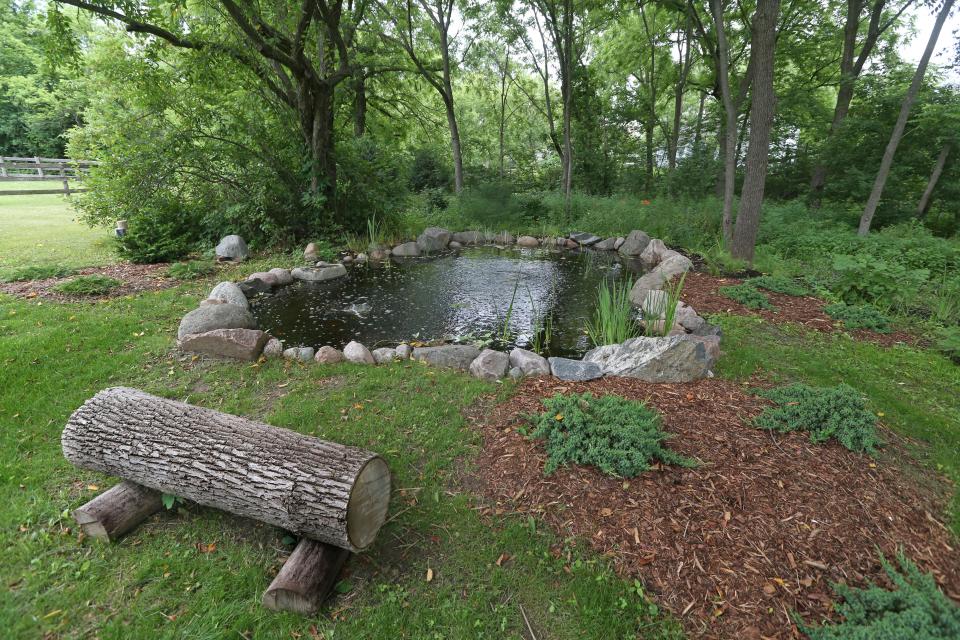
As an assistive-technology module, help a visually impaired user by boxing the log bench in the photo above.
[62,387,391,614]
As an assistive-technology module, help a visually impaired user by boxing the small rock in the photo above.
[452,230,485,245]
[178,304,256,340]
[247,271,279,287]
[469,349,510,381]
[291,264,347,282]
[372,347,397,364]
[618,230,651,256]
[263,338,284,359]
[639,238,668,266]
[268,268,294,286]
[342,255,354,264]
[413,344,481,370]
[569,232,602,246]
[208,281,248,308]
[614,237,626,250]
[392,241,421,257]
[283,346,315,362]
[355,253,368,263]
[179,328,269,361]
[509,348,550,376]
[492,231,515,244]
[448,240,463,249]
[564,238,579,249]
[215,235,249,262]
[593,237,617,251]
[548,357,603,381]
[343,341,375,364]
[238,279,272,297]
[417,227,453,253]
[516,235,540,248]
[369,248,389,261]
[315,345,344,364]
[395,343,412,359]
[508,366,524,380]
[304,242,319,261]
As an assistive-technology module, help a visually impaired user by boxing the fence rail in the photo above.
[0,157,99,196]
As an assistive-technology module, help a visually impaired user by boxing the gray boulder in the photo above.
[569,232,602,246]
[417,227,452,253]
[583,335,716,382]
[392,241,422,257]
[179,328,269,361]
[283,346,315,363]
[618,230,651,257]
[315,345,344,364]
[413,344,481,370]
[453,230,485,245]
[614,237,626,250]
[238,278,272,297]
[516,235,540,248]
[263,338,284,359]
[508,366,524,380]
[208,281,248,308]
[215,235,249,262]
[372,347,397,364]
[548,357,603,381]
[593,237,617,251]
[247,271,279,287]
[509,348,550,376]
[639,238,668,266]
[448,240,463,250]
[343,341,375,364]
[469,349,510,381]
[395,343,413,359]
[629,253,693,305]
[304,242,319,262]
[291,264,347,282]
[268,268,294,286]
[178,304,256,340]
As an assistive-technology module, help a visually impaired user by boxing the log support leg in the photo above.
[262,539,351,615]
[73,481,163,541]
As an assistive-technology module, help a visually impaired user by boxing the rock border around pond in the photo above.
[179,231,718,382]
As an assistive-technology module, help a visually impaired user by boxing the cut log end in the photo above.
[262,539,351,615]
[347,457,391,550]
[72,481,163,541]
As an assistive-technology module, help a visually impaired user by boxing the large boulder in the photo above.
[452,230,485,245]
[392,241,422,257]
[639,238,668,266]
[372,347,397,364]
[268,268,294,286]
[208,281,248,308]
[263,338,284,359]
[215,235,249,262]
[247,271,280,287]
[343,341,375,364]
[548,357,603,381]
[304,242,319,262]
[516,235,540,248]
[508,348,550,376]
[617,230,651,257]
[178,304,256,340]
[569,232,602,246]
[395,343,413,359]
[593,237,617,251]
[291,264,347,282]
[583,335,717,382]
[417,227,452,253]
[283,346,315,362]
[315,345,344,364]
[469,349,510,381]
[179,328,269,361]
[413,344,481,370]
[629,252,693,305]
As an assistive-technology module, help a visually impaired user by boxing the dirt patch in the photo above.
[0,263,176,301]
[468,377,959,639]
[682,272,918,348]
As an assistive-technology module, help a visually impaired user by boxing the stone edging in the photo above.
[186,228,721,382]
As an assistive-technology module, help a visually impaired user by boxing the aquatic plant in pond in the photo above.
[584,277,639,347]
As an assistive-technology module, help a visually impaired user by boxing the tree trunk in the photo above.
[263,539,351,614]
[353,74,367,137]
[669,20,693,171]
[62,387,391,552]
[916,143,950,218]
[499,48,510,179]
[694,91,706,149]
[859,0,954,236]
[731,0,780,263]
[73,481,162,541]
[439,28,464,193]
[711,0,738,243]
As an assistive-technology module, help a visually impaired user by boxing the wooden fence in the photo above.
[0,156,99,196]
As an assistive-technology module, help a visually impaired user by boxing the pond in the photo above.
[252,246,648,358]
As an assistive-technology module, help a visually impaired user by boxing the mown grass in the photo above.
[0,285,681,639]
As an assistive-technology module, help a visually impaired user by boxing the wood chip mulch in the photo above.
[682,272,918,348]
[0,263,174,301]
[466,377,959,639]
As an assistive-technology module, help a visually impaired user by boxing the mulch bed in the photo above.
[682,272,918,348]
[0,263,175,301]
[467,377,959,639]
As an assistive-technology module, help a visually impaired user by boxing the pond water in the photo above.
[252,246,648,358]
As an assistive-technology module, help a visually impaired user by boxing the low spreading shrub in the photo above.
[753,383,880,453]
[935,326,960,363]
[0,264,75,282]
[801,553,960,639]
[524,393,695,477]
[718,283,774,310]
[746,275,809,297]
[52,275,122,296]
[824,303,892,333]
[166,261,215,280]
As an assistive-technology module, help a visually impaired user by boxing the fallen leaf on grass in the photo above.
[426,567,433,582]
[495,553,510,567]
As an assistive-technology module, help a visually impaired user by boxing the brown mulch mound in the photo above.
[467,377,959,639]
[682,272,918,348]
[0,263,175,301]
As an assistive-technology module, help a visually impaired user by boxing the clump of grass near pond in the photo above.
[0,264,75,282]
[166,260,215,280]
[52,275,122,296]
[523,392,696,477]
[585,278,639,346]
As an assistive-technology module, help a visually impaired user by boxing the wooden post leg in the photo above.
[262,539,351,615]
[73,481,163,541]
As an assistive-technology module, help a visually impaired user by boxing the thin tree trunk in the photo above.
[669,19,693,170]
[498,47,510,179]
[353,74,367,137]
[859,0,955,235]
[731,0,780,263]
[916,143,950,218]
[711,0,738,243]
[438,26,464,193]
[694,91,706,148]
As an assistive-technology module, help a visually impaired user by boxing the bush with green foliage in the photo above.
[165,261,215,280]
[824,303,892,333]
[718,283,774,310]
[746,275,810,297]
[753,383,880,453]
[52,275,122,296]
[0,264,75,282]
[525,393,695,477]
[113,204,203,264]
[801,553,960,639]
[934,326,960,363]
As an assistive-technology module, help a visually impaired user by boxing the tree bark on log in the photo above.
[62,387,391,552]
[263,539,351,614]
[73,481,163,541]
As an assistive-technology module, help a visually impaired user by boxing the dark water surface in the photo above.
[253,246,647,358]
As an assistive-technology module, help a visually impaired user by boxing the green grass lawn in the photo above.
[0,192,114,274]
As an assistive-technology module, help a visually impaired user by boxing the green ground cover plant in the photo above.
[718,283,775,310]
[824,303,892,333]
[746,275,810,297]
[801,553,960,639]
[0,264,75,282]
[51,274,122,296]
[753,383,881,453]
[524,393,695,477]
[165,260,215,280]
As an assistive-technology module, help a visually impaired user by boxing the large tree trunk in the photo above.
[62,387,391,552]
[859,0,954,236]
[731,0,780,263]
[353,74,367,137]
[916,143,950,218]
